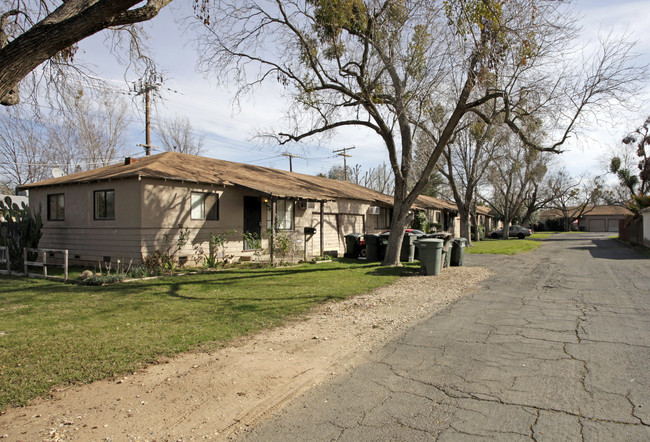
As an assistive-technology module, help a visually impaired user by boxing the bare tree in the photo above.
[155,114,205,155]
[547,174,602,231]
[434,117,508,245]
[0,0,173,106]
[0,108,49,189]
[195,0,644,265]
[40,88,130,173]
[485,142,550,238]
[363,162,395,195]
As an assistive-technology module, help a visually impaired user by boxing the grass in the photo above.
[466,238,543,255]
[0,260,416,410]
[530,232,554,240]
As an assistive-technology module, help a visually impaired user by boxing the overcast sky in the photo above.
[72,0,650,179]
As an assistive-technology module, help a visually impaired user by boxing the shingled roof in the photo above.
[540,205,633,218]
[20,151,402,206]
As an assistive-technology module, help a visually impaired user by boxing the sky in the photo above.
[51,0,650,179]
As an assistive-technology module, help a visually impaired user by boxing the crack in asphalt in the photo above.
[529,408,540,442]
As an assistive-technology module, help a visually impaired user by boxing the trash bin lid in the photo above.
[414,238,443,248]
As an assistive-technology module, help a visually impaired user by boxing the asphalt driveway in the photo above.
[242,233,650,441]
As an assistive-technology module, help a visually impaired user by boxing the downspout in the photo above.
[320,201,324,256]
[271,197,276,266]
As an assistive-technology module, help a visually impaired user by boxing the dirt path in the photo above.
[0,266,490,441]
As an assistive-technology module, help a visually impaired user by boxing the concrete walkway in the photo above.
[242,233,650,441]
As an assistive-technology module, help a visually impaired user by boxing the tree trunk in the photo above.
[459,210,471,246]
[382,201,410,266]
[501,223,511,239]
[470,212,480,243]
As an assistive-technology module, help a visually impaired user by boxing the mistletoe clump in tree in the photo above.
[610,116,650,212]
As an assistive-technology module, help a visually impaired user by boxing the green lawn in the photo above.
[466,238,542,255]
[0,260,416,410]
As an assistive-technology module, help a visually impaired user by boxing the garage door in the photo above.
[588,219,606,231]
[607,220,619,232]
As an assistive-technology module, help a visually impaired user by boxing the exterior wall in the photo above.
[140,179,251,263]
[28,178,143,265]
[310,199,383,257]
[28,178,398,265]
[642,209,650,247]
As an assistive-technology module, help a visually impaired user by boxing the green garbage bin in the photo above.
[414,238,444,276]
[364,234,380,261]
[401,232,418,262]
[344,233,363,258]
[450,237,467,266]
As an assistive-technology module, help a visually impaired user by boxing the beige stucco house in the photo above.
[21,152,454,265]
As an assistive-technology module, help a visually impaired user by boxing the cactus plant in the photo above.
[0,196,43,271]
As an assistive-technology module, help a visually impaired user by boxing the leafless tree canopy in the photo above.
[0,108,48,190]
[0,88,130,190]
[195,0,644,265]
[0,0,173,106]
[154,114,205,155]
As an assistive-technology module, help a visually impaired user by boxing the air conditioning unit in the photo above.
[368,206,381,215]
[298,201,316,210]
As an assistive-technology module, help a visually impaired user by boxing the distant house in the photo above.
[18,152,412,265]
[539,206,633,232]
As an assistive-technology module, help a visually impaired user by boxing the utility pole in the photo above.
[281,152,300,172]
[133,71,163,156]
[333,146,355,180]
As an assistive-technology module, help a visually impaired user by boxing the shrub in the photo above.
[0,197,43,271]
[243,231,263,261]
[272,231,296,264]
[410,211,429,232]
[471,225,486,240]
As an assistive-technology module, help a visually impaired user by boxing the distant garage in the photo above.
[587,219,606,232]
[578,206,633,232]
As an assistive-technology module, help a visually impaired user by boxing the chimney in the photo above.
[125,157,140,165]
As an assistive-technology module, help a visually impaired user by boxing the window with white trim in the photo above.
[190,192,219,220]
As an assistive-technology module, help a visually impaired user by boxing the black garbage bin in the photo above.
[378,233,389,261]
[344,233,363,258]
[364,234,380,261]
[450,237,467,266]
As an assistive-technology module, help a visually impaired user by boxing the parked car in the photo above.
[489,225,532,239]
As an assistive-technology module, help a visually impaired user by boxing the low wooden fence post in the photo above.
[0,246,9,275]
[23,248,69,281]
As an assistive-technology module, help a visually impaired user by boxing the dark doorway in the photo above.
[243,196,262,250]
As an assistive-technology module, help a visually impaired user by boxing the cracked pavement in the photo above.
[241,233,650,441]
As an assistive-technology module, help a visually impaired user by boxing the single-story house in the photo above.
[414,195,460,236]
[538,206,633,232]
[19,152,418,265]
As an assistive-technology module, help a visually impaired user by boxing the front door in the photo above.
[243,196,262,249]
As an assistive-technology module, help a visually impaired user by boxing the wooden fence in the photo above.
[24,248,69,281]
[0,246,9,274]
